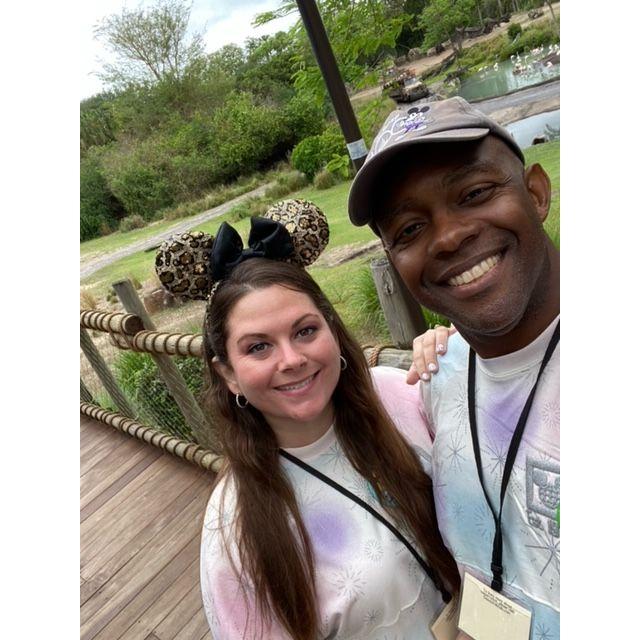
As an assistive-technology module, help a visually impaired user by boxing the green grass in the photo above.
[82,140,560,343]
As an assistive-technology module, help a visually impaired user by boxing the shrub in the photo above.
[313,168,340,190]
[227,196,270,222]
[283,93,327,143]
[291,130,346,179]
[118,214,146,232]
[508,23,523,40]
[498,20,559,59]
[265,170,309,198]
[80,153,123,241]
[113,351,205,440]
[80,289,97,310]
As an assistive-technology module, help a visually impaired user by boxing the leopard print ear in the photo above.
[263,199,330,267]
[155,230,214,300]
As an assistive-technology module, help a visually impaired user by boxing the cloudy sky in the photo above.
[80,0,299,100]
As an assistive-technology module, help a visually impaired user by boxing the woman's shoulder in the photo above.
[369,366,433,452]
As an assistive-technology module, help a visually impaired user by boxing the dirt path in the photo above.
[80,182,274,280]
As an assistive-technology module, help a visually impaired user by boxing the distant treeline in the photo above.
[80,0,551,241]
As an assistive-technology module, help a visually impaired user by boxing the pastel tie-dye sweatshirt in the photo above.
[200,366,446,639]
[421,316,560,640]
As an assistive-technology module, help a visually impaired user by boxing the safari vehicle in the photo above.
[382,68,432,104]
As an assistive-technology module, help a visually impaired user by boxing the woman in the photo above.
[155,201,458,639]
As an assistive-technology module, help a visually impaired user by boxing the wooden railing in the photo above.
[80,278,414,470]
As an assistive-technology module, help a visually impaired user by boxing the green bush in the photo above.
[211,92,291,182]
[498,21,559,59]
[118,214,146,232]
[227,196,270,222]
[105,157,173,219]
[291,130,347,179]
[80,153,123,241]
[283,93,327,142]
[313,168,340,190]
[508,23,523,40]
[265,170,309,198]
[114,351,205,440]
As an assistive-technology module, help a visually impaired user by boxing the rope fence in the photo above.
[80,279,412,467]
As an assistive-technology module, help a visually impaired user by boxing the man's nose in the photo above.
[426,208,480,259]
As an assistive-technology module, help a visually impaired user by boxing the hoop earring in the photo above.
[235,394,249,409]
[339,355,347,371]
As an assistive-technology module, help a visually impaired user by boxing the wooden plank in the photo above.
[81,452,180,549]
[81,428,133,476]
[81,473,210,597]
[81,415,117,451]
[81,446,164,522]
[199,630,213,640]
[81,455,202,569]
[91,536,201,640]
[171,602,211,640]
[81,418,122,463]
[152,582,203,640]
[80,518,201,639]
[114,557,200,640]
[80,487,207,606]
[81,432,154,500]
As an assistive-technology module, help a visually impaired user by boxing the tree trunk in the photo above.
[496,0,504,18]
[475,0,483,25]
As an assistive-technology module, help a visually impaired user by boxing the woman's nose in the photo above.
[278,343,307,370]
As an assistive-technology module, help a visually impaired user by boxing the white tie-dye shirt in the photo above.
[200,367,446,639]
[421,317,560,640]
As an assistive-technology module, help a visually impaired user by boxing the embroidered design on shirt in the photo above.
[526,457,560,538]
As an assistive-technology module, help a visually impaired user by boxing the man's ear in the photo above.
[524,163,552,223]
[212,359,241,396]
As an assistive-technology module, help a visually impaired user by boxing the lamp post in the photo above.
[295,0,368,171]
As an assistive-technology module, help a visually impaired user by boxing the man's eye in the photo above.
[248,342,268,354]
[395,222,423,244]
[462,185,494,203]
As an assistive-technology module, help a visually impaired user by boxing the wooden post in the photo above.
[80,379,94,404]
[370,257,427,349]
[80,327,136,418]
[112,279,215,450]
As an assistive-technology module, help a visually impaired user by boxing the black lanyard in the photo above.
[468,321,560,593]
[279,447,452,603]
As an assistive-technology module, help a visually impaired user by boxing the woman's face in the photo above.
[216,284,342,446]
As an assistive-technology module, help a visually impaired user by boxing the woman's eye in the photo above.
[248,342,268,355]
[297,326,317,339]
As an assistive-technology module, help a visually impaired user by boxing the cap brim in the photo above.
[348,127,491,227]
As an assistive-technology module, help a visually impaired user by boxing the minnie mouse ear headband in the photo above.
[155,199,330,301]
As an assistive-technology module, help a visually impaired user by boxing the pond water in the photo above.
[455,48,560,102]
[506,109,560,149]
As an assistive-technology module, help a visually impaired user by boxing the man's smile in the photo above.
[446,253,501,287]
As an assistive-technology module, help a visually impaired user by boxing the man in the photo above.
[349,97,560,638]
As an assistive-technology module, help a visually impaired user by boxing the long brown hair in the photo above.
[202,258,460,639]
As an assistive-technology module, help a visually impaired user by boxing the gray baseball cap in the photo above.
[348,96,524,226]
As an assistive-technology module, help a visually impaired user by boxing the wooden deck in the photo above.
[80,414,216,640]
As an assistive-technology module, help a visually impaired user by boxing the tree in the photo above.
[256,1,410,105]
[94,0,205,88]
[419,0,476,56]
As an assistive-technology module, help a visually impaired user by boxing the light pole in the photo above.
[295,0,368,171]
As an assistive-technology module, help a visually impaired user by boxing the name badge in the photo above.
[458,573,532,640]
[430,597,459,640]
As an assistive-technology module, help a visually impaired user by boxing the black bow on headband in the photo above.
[210,217,294,282]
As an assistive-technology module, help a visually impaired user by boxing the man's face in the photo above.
[375,136,552,339]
